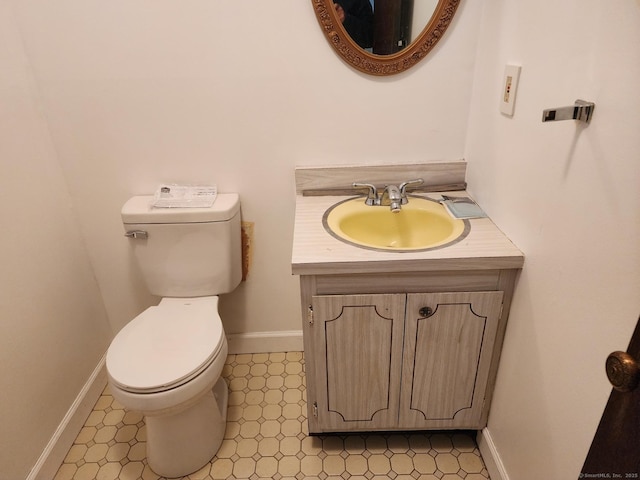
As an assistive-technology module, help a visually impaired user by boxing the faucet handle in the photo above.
[399,178,424,203]
[352,183,378,205]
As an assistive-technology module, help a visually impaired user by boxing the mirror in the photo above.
[311,0,461,76]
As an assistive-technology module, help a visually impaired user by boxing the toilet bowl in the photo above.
[110,192,242,477]
[107,296,229,478]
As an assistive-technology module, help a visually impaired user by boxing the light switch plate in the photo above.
[500,64,521,116]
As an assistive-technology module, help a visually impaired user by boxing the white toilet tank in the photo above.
[122,193,242,297]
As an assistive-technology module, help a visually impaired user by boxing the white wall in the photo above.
[466,0,640,478]
[9,0,484,337]
[0,3,112,478]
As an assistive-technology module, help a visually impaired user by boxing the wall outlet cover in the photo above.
[500,64,522,116]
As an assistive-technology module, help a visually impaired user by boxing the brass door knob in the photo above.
[606,351,640,392]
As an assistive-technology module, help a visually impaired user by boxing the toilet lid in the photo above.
[106,297,224,393]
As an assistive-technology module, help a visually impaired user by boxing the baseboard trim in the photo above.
[477,428,509,480]
[27,354,107,480]
[227,330,304,354]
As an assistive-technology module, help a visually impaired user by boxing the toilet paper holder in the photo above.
[542,99,595,124]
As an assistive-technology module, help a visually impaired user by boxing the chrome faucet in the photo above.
[381,185,402,213]
[352,182,378,206]
[352,178,424,212]
[398,179,424,204]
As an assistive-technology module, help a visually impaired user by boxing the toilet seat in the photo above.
[106,296,224,394]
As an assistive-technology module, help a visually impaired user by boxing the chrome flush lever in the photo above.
[125,230,148,239]
[542,99,595,124]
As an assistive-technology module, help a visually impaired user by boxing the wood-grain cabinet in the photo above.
[300,270,518,434]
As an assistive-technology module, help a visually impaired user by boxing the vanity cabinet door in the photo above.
[309,294,405,432]
[400,291,503,429]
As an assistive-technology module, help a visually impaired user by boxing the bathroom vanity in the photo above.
[291,164,524,434]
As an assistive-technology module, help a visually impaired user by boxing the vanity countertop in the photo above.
[291,193,524,276]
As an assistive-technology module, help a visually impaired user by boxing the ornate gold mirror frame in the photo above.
[311,0,461,76]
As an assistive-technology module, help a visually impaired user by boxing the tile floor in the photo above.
[55,352,490,480]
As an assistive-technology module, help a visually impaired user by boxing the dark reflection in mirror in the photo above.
[333,0,374,49]
[335,0,433,55]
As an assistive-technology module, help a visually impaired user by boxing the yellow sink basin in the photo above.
[323,196,469,251]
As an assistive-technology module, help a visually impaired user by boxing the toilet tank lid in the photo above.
[122,193,240,224]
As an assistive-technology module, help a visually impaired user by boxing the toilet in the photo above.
[106,193,242,478]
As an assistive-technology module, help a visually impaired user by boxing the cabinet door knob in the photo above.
[419,306,433,318]
[606,351,640,392]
